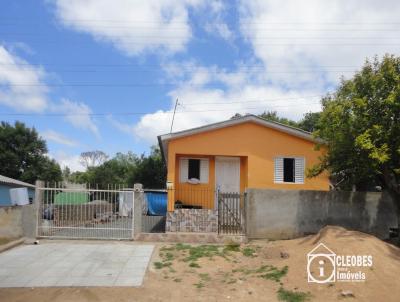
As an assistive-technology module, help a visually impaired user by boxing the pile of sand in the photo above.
[274,225,400,301]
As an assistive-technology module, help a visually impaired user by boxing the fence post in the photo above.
[243,191,247,236]
[34,180,44,238]
[132,183,143,239]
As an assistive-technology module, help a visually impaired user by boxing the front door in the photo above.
[215,156,240,193]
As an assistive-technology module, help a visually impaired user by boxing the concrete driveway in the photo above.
[0,242,154,287]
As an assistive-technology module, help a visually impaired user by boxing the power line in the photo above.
[3,40,400,46]
[0,82,342,88]
[0,68,359,74]
[0,102,322,117]
[0,62,369,68]
[183,95,325,105]
[2,18,400,25]
[5,32,400,38]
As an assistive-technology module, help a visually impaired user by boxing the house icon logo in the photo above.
[307,243,336,283]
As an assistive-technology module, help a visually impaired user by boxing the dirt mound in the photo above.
[279,225,400,301]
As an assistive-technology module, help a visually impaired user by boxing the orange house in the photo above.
[158,115,330,212]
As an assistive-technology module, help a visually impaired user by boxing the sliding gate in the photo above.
[37,183,134,240]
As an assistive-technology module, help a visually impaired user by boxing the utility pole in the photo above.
[170,98,178,133]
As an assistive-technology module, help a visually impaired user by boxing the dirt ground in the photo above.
[1,226,399,302]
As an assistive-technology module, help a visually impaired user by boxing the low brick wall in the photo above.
[53,203,113,222]
[166,209,218,232]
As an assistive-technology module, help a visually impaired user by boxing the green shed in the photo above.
[54,192,89,204]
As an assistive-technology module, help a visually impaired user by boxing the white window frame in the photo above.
[179,157,209,184]
[274,156,305,184]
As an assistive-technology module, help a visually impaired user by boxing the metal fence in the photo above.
[37,183,134,240]
[218,192,246,235]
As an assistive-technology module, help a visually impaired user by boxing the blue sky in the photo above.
[1,0,400,171]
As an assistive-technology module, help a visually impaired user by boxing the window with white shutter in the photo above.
[274,156,305,184]
[179,158,209,184]
[179,158,189,183]
[274,157,284,183]
[294,157,305,184]
[199,159,209,183]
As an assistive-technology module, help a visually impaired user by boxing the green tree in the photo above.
[0,121,62,183]
[298,112,321,132]
[310,55,400,231]
[129,146,166,188]
[231,111,320,132]
[69,147,166,189]
[259,111,299,128]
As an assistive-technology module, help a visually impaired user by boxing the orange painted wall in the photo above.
[166,121,329,211]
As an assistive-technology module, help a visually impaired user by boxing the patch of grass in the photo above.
[169,267,176,273]
[160,245,175,252]
[242,247,256,257]
[223,242,241,253]
[259,266,288,283]
[255,265,272,273]
[184,245,220,262]
[175,243,192,250]
[173,278,182,282]
[233,265,272,275]
[189,262,201,268]
[164,252,175,261]
[198,273,211,281]
[277,287,311,302]
[194,282,205,289]
[154,261,172,269]
[233,265,288,282]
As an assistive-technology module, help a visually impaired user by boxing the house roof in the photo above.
[0,175,36,188]
[158,114,320,163]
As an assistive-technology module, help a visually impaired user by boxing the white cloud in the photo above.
[133,62,322,143]
[204,1,234,41]
[50,151,85,172]
[239,0,400,88]
[53,99,100,137]
[133,1,400,144]
[107,115,135,136]
[41,130,79,147]
[52,0,205,56]
[0,46,48,112]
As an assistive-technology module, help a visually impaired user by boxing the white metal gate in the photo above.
[37,183,134,240]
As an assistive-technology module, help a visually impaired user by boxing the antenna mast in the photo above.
[170,98,178,133]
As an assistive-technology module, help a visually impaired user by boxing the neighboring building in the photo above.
[158,114,330,211]
[0,175,35,206]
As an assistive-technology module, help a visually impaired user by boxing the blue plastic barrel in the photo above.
[145,190,167,216]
